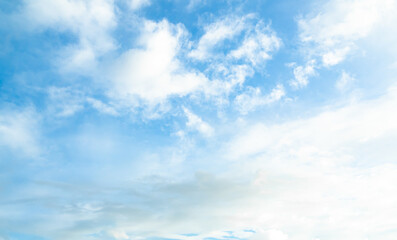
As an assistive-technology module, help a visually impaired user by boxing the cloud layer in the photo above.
[1,0,397,239]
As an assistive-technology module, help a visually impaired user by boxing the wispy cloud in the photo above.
[183,107,214,137]
[336,71,356,92]
[16,0,116,73]
[0,108,41,158]
[128,0,151,10]
[228,85,397,160]
[86,97,119,116]
[235,84,285,114]
[298,0,396,66]
[189,15,253,60]
[47,87,84,117]
[2,0,397,239]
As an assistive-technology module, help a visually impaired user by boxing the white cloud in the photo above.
[228,23,281,66]
[110,20,208,106]
[47,87,84,117]
[128,0,151,10]
[3,2,397,240]
[86,97,119,116]
[12,6,283,114]
[189,15,281,67]
[289,60,316,89]
[18,0,116,72]
[298,0,396,66]
[186,16,282,106]
[211,85,397,239]
[199,64,255,102]
[183,107,214,137]
[228,85,397,160]
[235,84,285,114]
[321,46,351,67]
[187,0,203,10]
[5,84,397,240]
[291,0,397,89]
[336,71,356,91]
[47,87,121,117]
[189,15,254,60]
[0,109,41,157]
[32,85,395,240]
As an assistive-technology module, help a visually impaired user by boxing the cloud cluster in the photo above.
[289,60,316,89]
[8,2,284,116]
[298,0,395,67]
[293,0,397,88]
[190,14,281,67]
[18,0,117,73]
[189,15,253,60]
[110,20,208,106]
[106,15,283,113]
[3,1,397,240]
[3,83,396,240]
[228,23,281,66]
[185,15,283,111]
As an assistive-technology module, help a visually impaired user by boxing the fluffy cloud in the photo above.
[108,17,277,110]
[228,23,281,66]
[18,0,116,72]
[184,15,282,108]
[10,3,283,114]
[289,60,316,89]
[110,20,208,106]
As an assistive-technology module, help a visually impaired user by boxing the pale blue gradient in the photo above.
[1,0,397,239]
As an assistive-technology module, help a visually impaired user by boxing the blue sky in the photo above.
[1,0,397,239]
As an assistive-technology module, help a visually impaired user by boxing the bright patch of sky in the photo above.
[1,0,397,239]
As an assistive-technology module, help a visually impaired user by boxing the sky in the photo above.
[1,0,397,239]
